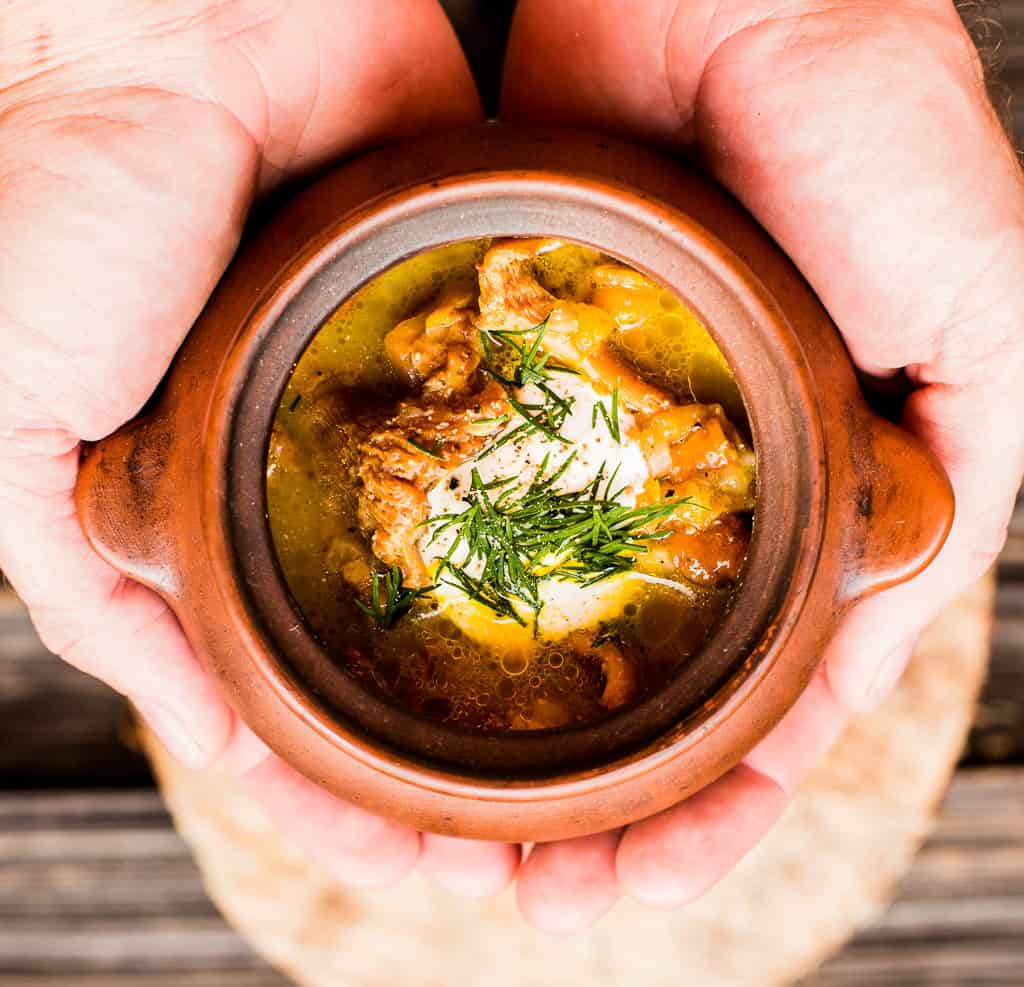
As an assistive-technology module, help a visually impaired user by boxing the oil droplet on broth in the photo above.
[500,652,529,677]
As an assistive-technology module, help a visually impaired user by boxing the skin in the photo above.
[0,0,1021,929]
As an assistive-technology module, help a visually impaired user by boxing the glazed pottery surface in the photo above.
[76,126,953,841]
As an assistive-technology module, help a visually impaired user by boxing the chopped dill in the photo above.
[476,315,577,458]
[406,437,445,461]
[425,455,692,627]
[355,566,434,629]
[503,390,573,444]
[591,387,622,443]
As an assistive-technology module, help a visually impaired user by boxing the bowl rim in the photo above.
[208,169,827,786]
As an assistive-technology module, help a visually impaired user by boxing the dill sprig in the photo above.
[592,387,622,443]
[477,316,576,459]
[425,454,689,627]
[355,566,434,629]
[406,436,445,461]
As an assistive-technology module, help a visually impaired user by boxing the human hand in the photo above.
[0,0,522,898]
[502,0,1024,930]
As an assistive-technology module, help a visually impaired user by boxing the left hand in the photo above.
[0,0,521,904]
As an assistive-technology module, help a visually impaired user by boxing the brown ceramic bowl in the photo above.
[76,126,953,842]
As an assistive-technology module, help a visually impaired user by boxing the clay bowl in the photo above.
[76,126,953,842]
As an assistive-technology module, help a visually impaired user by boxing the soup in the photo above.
[266,238,755,731]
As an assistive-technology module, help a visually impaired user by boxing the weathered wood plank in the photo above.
[996,491,1024,574]
[1006,38,1024,140]
[0,771,1019,981]
[802,768,1024,985]
[966,495,1024,762]
[0,595,150,789]
[0,791,275,977]
[803,942,1024,987]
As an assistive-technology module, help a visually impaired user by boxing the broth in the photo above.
[267,238,755,731]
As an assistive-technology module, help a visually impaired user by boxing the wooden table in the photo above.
[2,4,1022,984]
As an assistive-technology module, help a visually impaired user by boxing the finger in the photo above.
[0,442,234,770]
[214,718,273,776]
[617,670,845,907]
[743,668,848,792]
[419,834,521,898]
[827,610,919,714]
[242,754,421,889]
[515,831,620,933]
[616,766,785,909]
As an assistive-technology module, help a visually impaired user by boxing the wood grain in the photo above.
[999,1,1024,138]
[0,594,150,789]
[0,792,277,980]
[0,770,1017,984]
[969,494,1024,763]
[803,769,1024,986]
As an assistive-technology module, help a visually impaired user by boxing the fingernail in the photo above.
[861,639,917,712]
[135,701,209,769]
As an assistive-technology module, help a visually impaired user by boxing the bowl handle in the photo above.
[837,409,954,605]
[76,411,183,601]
